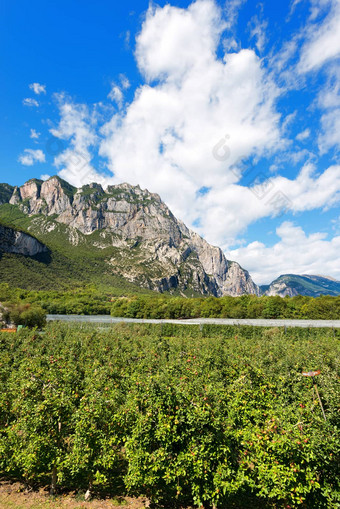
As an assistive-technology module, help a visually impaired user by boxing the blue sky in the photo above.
[1,0,340,283]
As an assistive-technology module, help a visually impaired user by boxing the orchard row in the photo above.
[0,323,339,508]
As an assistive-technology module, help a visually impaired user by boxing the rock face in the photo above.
[0,224,48,257]
[262,274,340,297]
[4,176,260,296]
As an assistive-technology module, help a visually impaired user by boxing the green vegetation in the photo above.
[0,183,14,205]
[110,294,340,320]
[0,284,114,316]
[0,204,157,293]
[1,284,340,319]
[0,323,339,508]
[1,302,46,328]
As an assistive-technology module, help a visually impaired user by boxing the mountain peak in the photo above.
[0,175,260,297]
[263,273,340,297]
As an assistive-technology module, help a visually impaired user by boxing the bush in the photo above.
[3,302,46,328]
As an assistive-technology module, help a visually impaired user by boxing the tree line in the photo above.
[1,283,340,323]
[110,294,340,320]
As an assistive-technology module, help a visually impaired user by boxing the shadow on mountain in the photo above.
[31,249,52,264]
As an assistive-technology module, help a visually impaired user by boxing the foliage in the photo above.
[110,294,340,320]
[0,322,339,507]
[0,204,158,293]
[1,284,340,319]
[2,302,46,328]
[0,183,14,205]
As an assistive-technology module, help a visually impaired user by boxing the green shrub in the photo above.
[3,302,46,328]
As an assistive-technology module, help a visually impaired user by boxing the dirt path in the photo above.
[0,482,147,509]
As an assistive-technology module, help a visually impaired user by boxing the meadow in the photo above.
[0,322,339,508]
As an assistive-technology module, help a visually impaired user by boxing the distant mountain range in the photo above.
[0,176,339,298]
[261,274,340,297]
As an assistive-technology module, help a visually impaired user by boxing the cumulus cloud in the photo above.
[18,149,46,166]
[23,98,39,107]
[230,221,340,284]
[100,0,281,230]
[29,82,46,95]
[192,163,340,247]
[50,94,107,187]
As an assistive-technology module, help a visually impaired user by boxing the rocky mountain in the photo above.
[0,224,47,257]
[261,274,340,297]
[0,176,259,296]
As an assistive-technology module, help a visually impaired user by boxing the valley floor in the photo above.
[47,314,340,328]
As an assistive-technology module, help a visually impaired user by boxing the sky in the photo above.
[1,0,340,285]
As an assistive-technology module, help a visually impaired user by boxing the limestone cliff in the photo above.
[0,224,48,257]
[5,176,260,296]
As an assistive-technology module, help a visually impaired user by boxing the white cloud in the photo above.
[318,109,340,152]
[29,82,46,95]
[50,94,106,187]
[44,0,340,280]
[317,66,340,152]
[288,0,305,18]
[318,66,340,109]
[108,84,124,107]
[248,12,268,53]
[298,0,340,73]
[296,128,311,141]
[191,163,340,248]
[23,98,39,107]
[100,0,281,235]
[135,1,226,82]
[18,149,46,166]
[40,174,51,181]
[222,37,239,51]
[119,74,130,90]
[230,221,340,284]
[30,128,40,139]
[225,0,247,29]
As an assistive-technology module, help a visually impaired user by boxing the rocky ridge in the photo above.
[262,274,340,297]
[4,176,260,296]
